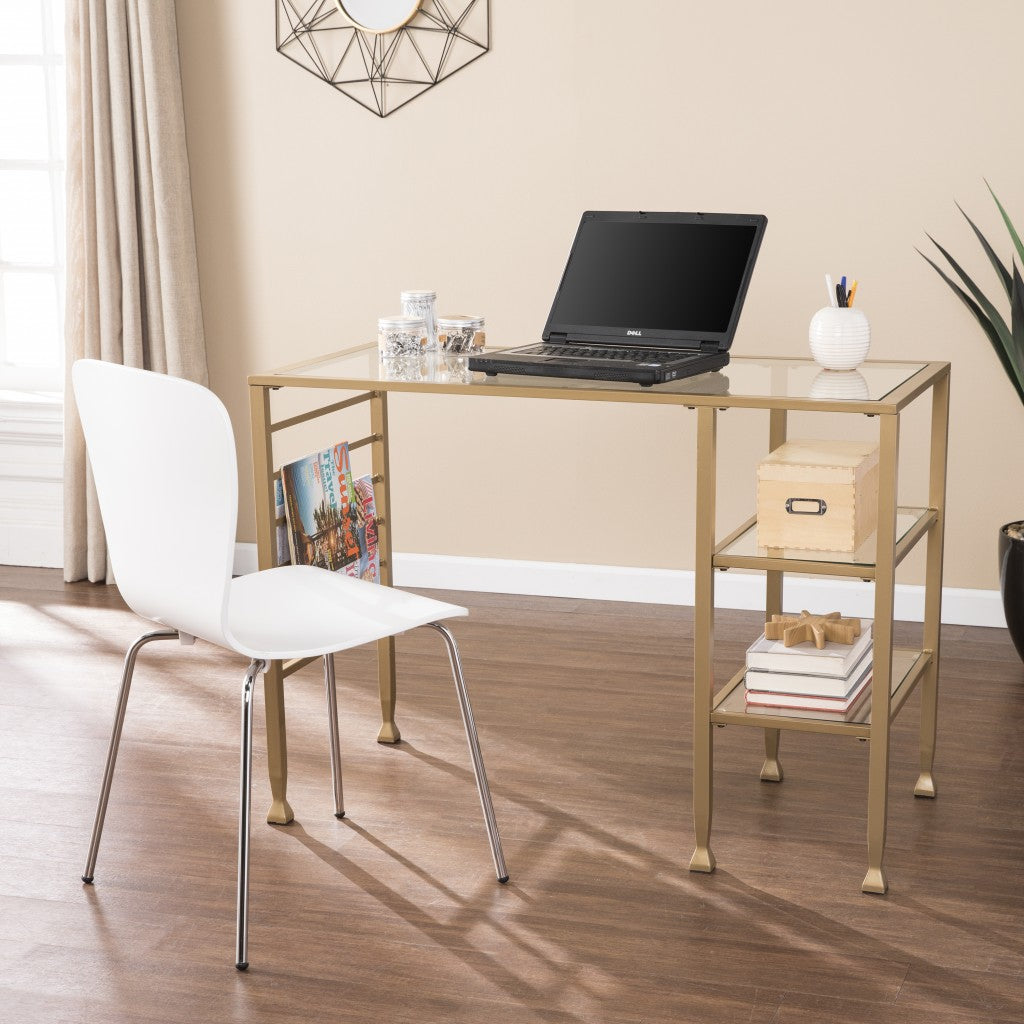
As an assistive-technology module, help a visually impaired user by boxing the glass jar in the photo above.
[378,315,427,359]
[378,352,474,385]
[443,352,473,384]
[380,354,428,382]
[400,290,438,353]
[437,314,485,354]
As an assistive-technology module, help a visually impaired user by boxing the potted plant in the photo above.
[921,183,1024,661]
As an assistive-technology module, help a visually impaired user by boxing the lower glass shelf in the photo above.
[710,649,929,737]
[713,507,933,577]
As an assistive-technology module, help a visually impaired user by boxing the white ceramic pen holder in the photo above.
[808,306,870,370]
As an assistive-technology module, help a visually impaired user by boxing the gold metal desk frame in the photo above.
[249,347,950,893]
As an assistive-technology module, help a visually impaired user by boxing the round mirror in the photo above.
[335,0,422,34]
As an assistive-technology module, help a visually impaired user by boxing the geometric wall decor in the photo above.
[275,0,490,118]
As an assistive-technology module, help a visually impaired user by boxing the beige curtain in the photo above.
[63,0,208,583]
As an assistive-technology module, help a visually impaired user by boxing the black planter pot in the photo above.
[998,521,1024,662]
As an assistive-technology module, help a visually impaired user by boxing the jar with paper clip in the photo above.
[400,291,438,353]
[437,314,485,354]
[378,315,428,360]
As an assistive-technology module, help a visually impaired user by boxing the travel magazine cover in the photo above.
[279,442,378,581]
[349,474,379,582]
[274,477,291,567]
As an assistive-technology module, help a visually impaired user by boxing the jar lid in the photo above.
[438,314,484,328]
[400,290,437,301]
[378,314,426,330]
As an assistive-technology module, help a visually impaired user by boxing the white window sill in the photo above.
[0,389,63,567]
[0,389,63,445]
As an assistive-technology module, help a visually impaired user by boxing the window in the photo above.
[0,0,65,394]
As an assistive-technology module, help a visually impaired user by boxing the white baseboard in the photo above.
[233,543,1006,629]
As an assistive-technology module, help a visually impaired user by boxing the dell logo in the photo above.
[627,329,643,337]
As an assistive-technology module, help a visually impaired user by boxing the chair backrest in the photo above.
[72,360,237,649]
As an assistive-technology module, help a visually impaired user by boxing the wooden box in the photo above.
[756,440,880,552]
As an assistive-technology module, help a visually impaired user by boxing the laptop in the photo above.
[469,210,767,387]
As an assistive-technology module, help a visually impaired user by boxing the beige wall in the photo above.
[175,0,1024,591]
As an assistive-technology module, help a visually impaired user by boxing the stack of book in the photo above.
[744,620,873,721]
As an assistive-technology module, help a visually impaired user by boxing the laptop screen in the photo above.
[542,211,767,350]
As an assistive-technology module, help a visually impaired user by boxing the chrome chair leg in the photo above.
[236,658,265,972]
[323,654,345,818]
[424,622,509,883]
[81,629,179,885]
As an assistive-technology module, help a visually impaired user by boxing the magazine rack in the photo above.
[249,347,949,893]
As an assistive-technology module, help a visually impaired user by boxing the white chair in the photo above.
[72,359,508,970]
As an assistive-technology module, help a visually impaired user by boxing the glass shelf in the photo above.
[713,507,933,577]
[710,649,928,736]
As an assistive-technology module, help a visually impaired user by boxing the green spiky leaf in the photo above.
[918,247,1024,403]
[986,181,1024,269]
[923,187,1024,409]
[957,202,1012,301]
[1012,263,1024,378]
[926,233,1014,350]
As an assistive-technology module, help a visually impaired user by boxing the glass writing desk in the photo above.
[248,346,949,893]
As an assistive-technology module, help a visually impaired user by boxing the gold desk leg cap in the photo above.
[760,758,784,783]
[913,772,937,798]
[266,798,295,825]
[861,867,888,894]
[377,721,402,744]
[689,847,716,873]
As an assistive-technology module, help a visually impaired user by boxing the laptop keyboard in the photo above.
[526,344,691,363]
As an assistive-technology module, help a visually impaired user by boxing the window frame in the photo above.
[0,0,66,395]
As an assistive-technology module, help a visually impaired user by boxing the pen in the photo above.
[836,283,846,308]
[826,273,837,307]
[847,280,858,307]
[840,275,847,294]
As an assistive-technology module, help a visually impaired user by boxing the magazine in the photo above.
[345,474,380,582]
[280,443,361,573]
[274,477,291,567]
[279,444,379,582]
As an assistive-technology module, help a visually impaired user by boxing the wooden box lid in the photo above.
[758,440,879,484]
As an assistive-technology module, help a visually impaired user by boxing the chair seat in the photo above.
[226,565,467,660]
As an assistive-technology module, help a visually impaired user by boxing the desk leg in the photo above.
[916,372,948,798]
[249,385,294,824]
[864,413,899,894]
[262,664,293,823]
[761,409,787,784]
[760,699,784,783]
[370,391,400,744]
[690,406,717,873]
[761,567,784,782]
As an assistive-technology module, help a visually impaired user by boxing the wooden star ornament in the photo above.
[765,610,861,650]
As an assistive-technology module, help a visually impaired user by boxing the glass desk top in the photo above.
[253,344,938,412]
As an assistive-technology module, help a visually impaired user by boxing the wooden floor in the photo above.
[2,566,1023,1023]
